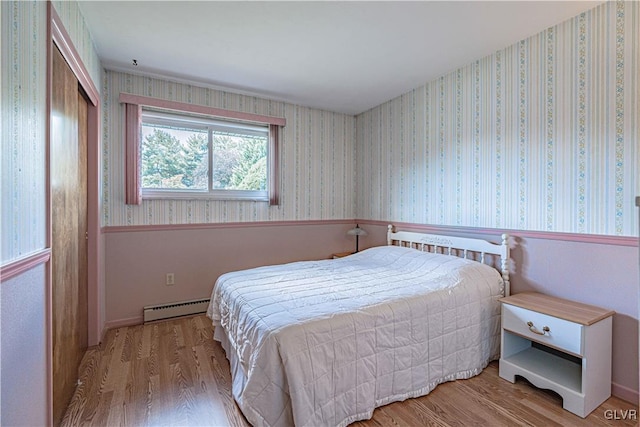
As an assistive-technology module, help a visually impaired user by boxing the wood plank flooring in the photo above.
[62,315,638,427]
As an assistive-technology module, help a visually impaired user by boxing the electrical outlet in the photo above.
[165,273,175,286]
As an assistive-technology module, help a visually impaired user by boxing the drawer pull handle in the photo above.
[527,321,550,336]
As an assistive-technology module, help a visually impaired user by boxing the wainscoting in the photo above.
[103,220,356,328]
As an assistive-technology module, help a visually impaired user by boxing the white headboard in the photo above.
[387,225,511,296]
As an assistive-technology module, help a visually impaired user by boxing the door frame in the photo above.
[46,3,102,424]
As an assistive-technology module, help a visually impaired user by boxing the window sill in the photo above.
[142,189,269,202]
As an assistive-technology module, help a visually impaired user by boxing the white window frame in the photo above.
[140,110,270,202]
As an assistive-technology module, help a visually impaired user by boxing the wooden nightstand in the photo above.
[332,251,354,259]
[499,292,614,418]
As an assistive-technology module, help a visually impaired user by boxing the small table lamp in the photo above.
[347,224,368,252]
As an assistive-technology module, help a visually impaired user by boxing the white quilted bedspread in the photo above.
[207,245,503,427]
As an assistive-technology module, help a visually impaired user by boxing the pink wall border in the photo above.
[102,219,356,234]
[359,219,639,247]
[103,218,638,248]
[0,249,51,282]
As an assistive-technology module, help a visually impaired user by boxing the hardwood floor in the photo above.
[62,315,638,427]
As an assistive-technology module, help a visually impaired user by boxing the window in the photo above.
[121,93,284,206]
[140,111,269,201]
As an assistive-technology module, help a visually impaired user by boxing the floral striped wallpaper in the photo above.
[1,1,47,264]
[356,0,639,237]
[102,71,356,226]
[1,1,100,263]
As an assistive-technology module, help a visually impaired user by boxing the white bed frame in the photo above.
[387,224,511,296]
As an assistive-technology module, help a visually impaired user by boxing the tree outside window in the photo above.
[140,111,268,200]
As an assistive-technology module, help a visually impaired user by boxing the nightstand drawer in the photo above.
[502,304,583,356]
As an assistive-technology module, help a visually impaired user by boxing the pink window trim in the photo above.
[269,124,279,206]
[118,93,286,126]
[125,103,142,205]
[121,94,283,206]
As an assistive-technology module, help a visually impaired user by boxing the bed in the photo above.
[206,225,511,427]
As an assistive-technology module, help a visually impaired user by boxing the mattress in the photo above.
[207,245,504,427]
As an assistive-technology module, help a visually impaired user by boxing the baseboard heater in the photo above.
[143,298,210,323]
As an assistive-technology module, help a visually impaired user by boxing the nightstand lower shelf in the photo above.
[500,345,588,417]
[500,345,582,393]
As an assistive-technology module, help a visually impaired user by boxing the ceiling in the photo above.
[78,1,603,115]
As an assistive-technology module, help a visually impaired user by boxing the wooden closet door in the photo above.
[51,45,89,426]
[77,91,88,338]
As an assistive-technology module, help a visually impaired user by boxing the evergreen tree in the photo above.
[141,128,207,189]
[230,135,267,190]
